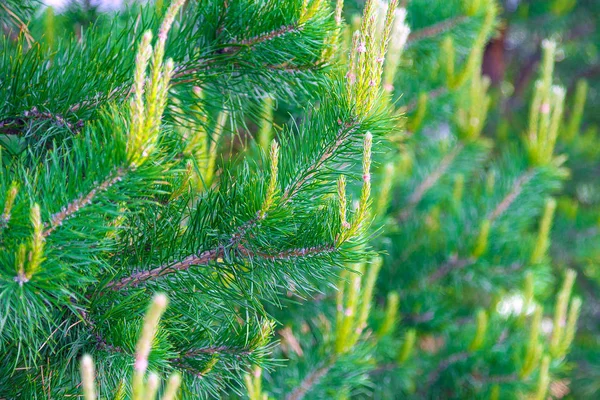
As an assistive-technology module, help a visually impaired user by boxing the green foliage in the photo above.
[1,0,596,398]
[0,0,392,397]
[251,0,588,399]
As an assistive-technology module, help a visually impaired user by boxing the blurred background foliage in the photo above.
[1,0,598,397]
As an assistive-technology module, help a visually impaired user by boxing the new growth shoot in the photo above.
[525,40,567,166]
[336,132,373,245]
[347,0,401,115]
[79,294,181,400]
[127,0,186,166]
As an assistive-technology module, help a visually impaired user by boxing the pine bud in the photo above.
[375,163,394,216]
[531,198,557,264]
[145,372,160,400]
[334,0,344,26]
[523,271,535,316]
[204,110,229,187]
[258,95,274,152]
[560,296,581,356]
[351,257,383,344]
[27,204,45,280]
[80,354,97,400]
[299,0,323,25]
[162,373,181,400]
[452,173,465,203]
[15,243,27,285]
[564,79,588,142]
[550,269,577,357]
[133,294,169,398]
[407,92,427,132]
[472,219,491,258]
[1,181,18,226]
[338,175,349,229]
[335,263,364,354]
[259,140,280,218]
[463,0,482,16]
[533,355,551,400]
[397,328,416,364]
[468,309,488,351]
[521,305,543,377]
[378,291,399,336]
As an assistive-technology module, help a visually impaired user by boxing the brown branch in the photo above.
[471,372,519,385]
[286,359,336,400]
[106,243,336,290]
[78,308,125,354]
[222,23,301,54]
[184,345,252,357]
[238,243,336,261]
[407,16,468,44]
[403,86,448,113]
[44,167,127,238]
[105,248,221,290]
[281,119,360,205]
[0,107,85,136]
[238,24,300,46]
[426,258,522,286]
[398,143,464,221]
[427,255,475,284]
[420,351,470,395]
[487,169,536,222]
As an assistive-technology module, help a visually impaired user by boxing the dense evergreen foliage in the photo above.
[0,0,596,399]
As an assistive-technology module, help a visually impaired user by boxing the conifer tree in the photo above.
[0,0,595,399]
[249,1,585,398]
[1,0,391,397]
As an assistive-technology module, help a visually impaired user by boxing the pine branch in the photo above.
[233,23,300,48]
[105,248,221,290]
[281,119,360,205]
[286,358,336,400]
[407,15,468,44]
[0,108,85,136]
[427,255,474,284]
[487,169,536,222]
[105,243,336,290]
[237,243,336,261]
[471,373,520,385]
[403,86,448,113]
[398,143,464,221]
[420,351,470,395]
[184,346,252,357]
[0,2,33,45]
[44,167,127,238]
[426,259,523,285]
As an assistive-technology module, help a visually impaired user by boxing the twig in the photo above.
[487,169,536,222]
[0,3,34,45]
[184,345,252,357]
[420,351,470,395]
[403,86,448,113]
[106,243,336,290]
[286,358,336,400]
[44,168,127,238]
[407,16,468,44]
[398,143,464,221]
[105,248,221,290]
[281,119,360,205]
[427,256,475,284]
[222,23,301,54]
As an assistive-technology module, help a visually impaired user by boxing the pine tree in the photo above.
[248,1,585,398]
[0,0,594,399]
[1,0,391,397]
